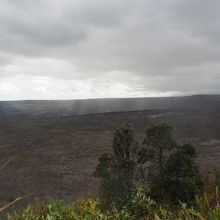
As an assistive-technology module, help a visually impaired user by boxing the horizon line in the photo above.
[0,93,220,102]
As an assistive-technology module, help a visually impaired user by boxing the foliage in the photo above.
[94,123,142,208]
[125,188,156,218]
[151,144,203,204]
[7,188,220,220]
[95,122,203,207]
[138,122,177,198]
[139,121,176,168]
[7,199,104,220]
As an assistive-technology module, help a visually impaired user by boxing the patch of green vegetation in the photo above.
[7,188,220,219]
[94,122,203,207]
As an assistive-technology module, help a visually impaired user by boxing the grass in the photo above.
[5,188,220,220]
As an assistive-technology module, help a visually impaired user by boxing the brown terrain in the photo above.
[0,95,220,214]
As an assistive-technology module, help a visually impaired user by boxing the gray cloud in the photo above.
[0,0,219,100]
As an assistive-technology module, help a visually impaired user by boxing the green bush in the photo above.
[125,188,156,218]
[7,199,104,220]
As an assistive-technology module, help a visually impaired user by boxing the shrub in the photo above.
[6,189,220,220]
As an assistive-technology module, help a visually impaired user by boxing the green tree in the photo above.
[138,122,202,204]
[138,122,176,193]
[139,122,176,169]
[95,122,203,207]
[151,144,203,204]
[94,123,142,208]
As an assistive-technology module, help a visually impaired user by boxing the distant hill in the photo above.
[0,94,220,116]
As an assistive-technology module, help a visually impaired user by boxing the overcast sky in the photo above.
[0,0,220,100]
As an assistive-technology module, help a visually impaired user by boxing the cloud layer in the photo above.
[0,0,220,100]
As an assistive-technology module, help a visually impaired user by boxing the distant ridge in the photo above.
[0,94,220,117]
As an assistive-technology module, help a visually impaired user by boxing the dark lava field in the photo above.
[0,95,220,211]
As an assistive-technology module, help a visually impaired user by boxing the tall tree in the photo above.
[139,122,176,169]
[95,122,203,206]
[94,123,142,208]
[152,144,203,204]
[138,121,176,190]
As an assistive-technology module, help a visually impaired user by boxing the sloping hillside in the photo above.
[1,95,220,116]
[0,95,219,214]
[0,106,220,212]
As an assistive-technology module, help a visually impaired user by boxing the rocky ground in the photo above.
[0,108,220,213]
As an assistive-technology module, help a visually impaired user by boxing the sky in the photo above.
[0,0,220,100]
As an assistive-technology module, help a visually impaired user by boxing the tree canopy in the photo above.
[94,123,142,208]
[94,122,203,207]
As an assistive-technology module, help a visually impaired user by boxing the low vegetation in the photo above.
[4,122,220,219]
[7,189,220,219]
